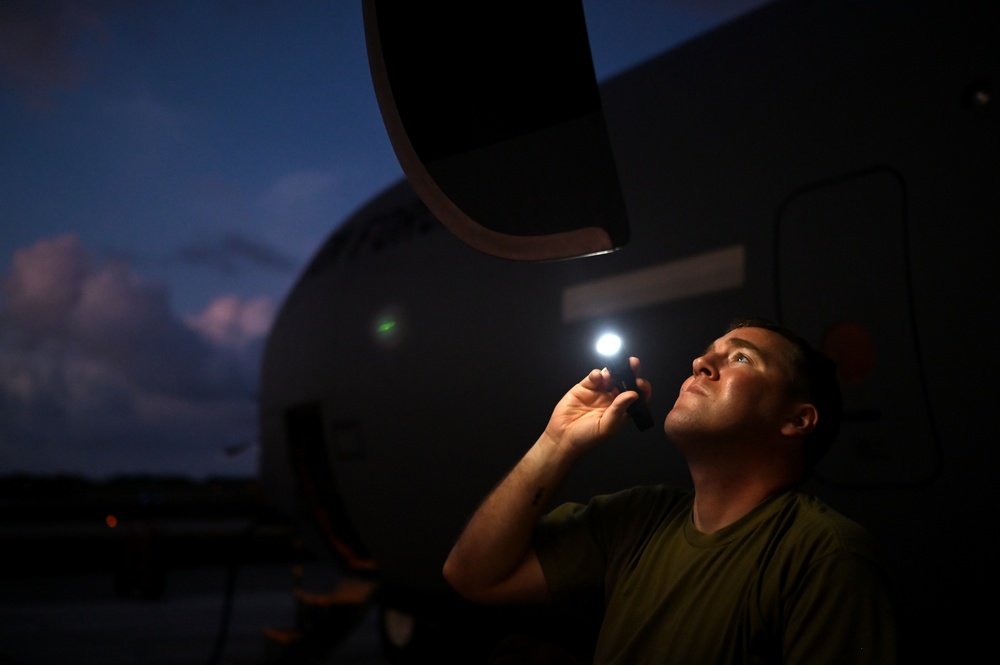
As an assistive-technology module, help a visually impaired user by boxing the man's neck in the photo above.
[688,469,790,534]
[678,431,803,534]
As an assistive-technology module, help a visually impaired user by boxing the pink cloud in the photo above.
[186,294,276,349]
[2,233,91,331]
[0,233,270,478]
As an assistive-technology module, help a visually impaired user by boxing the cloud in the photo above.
[261,169,342,223]
[265,170,340,205]
[2,233,91,331]
[185,293,275,349]
[0,233,276,479]
[0,0,108,108]
[101,92,191,154]
[178,232,297,275]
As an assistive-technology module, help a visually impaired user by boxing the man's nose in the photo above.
[692,355,716,378]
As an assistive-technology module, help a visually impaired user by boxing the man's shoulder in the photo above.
[778,491,882,560]
[595,484,693,510]
[548,484,692,531]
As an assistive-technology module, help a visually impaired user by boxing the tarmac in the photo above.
[0,563,391,665]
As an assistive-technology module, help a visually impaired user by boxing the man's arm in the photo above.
[442,361,649,605]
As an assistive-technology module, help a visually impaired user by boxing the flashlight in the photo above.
[595,333,654,431]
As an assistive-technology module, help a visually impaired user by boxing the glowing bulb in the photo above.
[595,333,622,357]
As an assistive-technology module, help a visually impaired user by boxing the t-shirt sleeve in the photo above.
[533,500,608,605]
[532,486,688,606]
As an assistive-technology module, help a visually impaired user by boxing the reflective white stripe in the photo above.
[561,244,746,321]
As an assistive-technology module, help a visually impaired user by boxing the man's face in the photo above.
[664,326,799,445]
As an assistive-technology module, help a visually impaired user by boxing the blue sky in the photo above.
[0,0,769,480]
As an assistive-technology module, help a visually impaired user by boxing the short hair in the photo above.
[725,317,843,473]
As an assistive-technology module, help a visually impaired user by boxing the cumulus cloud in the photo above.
[2,233,91,331]
[0,233,276,479]
[186,294,275,349]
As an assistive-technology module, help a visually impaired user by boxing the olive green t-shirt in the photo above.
[533,486,896,664]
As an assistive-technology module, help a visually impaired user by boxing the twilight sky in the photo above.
[0,0,770,480]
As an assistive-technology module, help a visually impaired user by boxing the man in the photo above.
[443,318,897,663]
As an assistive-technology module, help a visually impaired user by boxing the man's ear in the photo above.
[781,403,818,437]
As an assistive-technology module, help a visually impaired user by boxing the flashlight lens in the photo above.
[596,333,622,357]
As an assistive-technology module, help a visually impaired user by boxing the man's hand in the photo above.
[542,357,652,459]
[443,357,651,605]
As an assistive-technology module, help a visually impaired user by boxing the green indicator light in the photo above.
[372,309,404,349]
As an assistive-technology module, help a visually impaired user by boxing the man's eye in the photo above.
[734,353,749,363]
